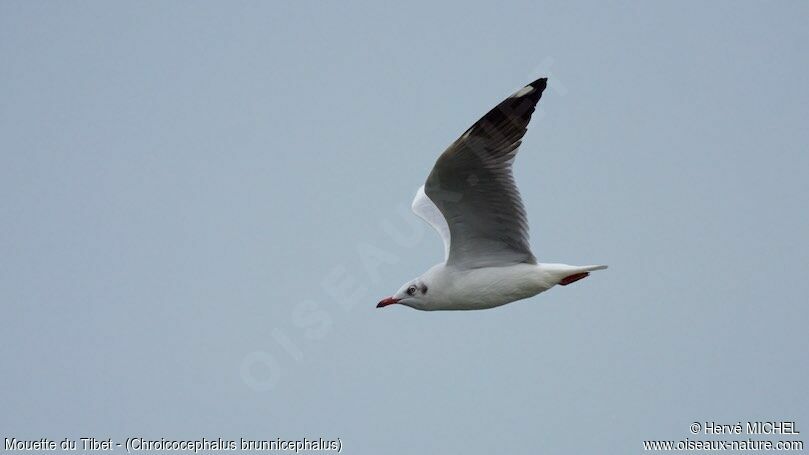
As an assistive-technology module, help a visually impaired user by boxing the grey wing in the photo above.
[411,184,451,261]
[424,78,547,269]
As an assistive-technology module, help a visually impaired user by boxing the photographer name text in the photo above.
[690,421,800,435]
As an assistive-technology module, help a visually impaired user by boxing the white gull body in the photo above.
[378,78,606,311]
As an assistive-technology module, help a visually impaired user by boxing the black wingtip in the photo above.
[509,78,548,100]
[528,77,547,91]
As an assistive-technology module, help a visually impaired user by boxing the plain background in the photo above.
[2,1,807,453]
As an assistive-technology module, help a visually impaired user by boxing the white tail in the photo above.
[540,263,608,287]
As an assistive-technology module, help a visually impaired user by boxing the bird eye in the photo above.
[407,286,416,296]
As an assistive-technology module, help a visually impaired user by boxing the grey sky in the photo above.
[1,1,807,453]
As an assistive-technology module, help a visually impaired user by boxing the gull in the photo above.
[377,77,606,311]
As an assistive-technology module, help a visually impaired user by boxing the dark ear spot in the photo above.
[420,284,428,294]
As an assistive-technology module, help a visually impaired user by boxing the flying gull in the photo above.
[377,77,607,311]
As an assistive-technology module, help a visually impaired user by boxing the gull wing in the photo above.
[411,184,451,261]
[423,78,547,269]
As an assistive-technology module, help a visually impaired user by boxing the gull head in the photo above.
[377,279,430,310]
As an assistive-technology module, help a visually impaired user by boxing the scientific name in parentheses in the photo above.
[704,421,800,435]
